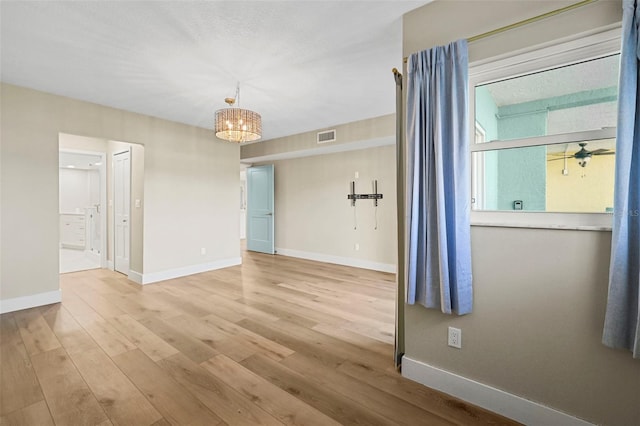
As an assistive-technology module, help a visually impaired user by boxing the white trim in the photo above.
[0,290,62,314]
[99,152,108,269]
[472,123,487,210]
[128,270,143,284]
[470,128,616,152]
[471,211,612,231]
[276,248,396,273]
[134,257,242,285]
[469,26,621,82]
[402,356,594,426]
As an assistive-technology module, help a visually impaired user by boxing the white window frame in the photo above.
[469,26,621,231]
[472,123,487,210]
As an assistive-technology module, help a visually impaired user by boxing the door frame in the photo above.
[58,148,108,269]
[112,149,131,274]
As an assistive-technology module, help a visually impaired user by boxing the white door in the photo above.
[114,151,130,274]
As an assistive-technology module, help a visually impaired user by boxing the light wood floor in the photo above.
[0,250,517,425]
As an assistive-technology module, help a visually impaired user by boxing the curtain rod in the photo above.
[402,0,597,64]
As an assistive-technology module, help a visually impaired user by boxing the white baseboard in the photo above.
[275,248,396,273]
[402,356,593,426]
[128,270,143,284]
[0,290,62,314]
[134,257,242,285]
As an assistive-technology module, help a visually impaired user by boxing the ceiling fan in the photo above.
[548,142,615,167]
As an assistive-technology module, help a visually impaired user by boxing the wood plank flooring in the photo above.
[0,250,518,425]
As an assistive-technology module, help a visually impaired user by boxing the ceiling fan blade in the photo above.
[589,149,611,154]
[593,152,616,156]
[549,152,573,157]
[547,158,567,161]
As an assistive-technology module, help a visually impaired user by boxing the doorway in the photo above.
[246,164,275,254]
[59,133,144,281]
[59,150,106,273]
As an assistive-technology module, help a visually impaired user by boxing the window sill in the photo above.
[470,211,612,231]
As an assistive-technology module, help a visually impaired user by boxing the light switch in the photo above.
[135,199,141,208]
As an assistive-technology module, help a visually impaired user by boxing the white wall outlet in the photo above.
[200,247,206,255]
[135,199,141,208]
[354,171,359,179]
[448,327,462,349]
[354,243,360,251]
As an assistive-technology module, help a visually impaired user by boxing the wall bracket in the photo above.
[347,180,383,207]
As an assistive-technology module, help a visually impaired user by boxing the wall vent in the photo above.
[317,129,336,144]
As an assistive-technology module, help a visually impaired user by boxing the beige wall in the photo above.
[406,228,640,425]
[403,1,639,425]
[59,133,108,152]
[403,0,622,62]
[1,83,239,302]
[142,128,239,274]
[241,114,394,160]
[259,145,396,268]
[129,143,145,273]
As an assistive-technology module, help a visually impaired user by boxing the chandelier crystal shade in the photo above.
[214,83,262,143]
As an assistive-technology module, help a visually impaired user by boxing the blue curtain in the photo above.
[406,40,473,314]
[603,0,640,358]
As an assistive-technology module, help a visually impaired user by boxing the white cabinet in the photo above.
[60,214,86,249]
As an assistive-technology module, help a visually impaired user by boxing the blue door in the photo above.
[247,165,274,254]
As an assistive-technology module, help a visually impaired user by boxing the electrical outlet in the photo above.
[448,327,462,349]
[354,243,360,251]
[201,247,206,255]
[354,171,359,179]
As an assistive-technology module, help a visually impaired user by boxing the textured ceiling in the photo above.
[485,54,620,106]
[1,1,429,141]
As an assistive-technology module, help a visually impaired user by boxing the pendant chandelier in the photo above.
[214,82,262,143]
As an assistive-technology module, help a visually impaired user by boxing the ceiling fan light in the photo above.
[577,155,591,167]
